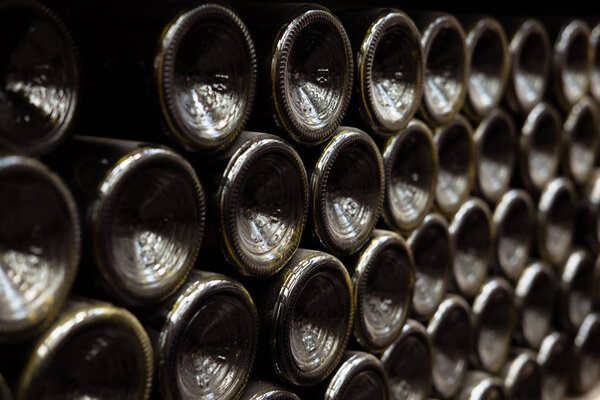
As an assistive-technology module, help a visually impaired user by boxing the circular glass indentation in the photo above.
[97,149,204,305]
[575,314,600,391]
[507,356,542,400]
[435,119,473,214]
[276,10,351,144]
[557,22,590,107]
[363,13,422,132]
[539,180,575,265]
[316,131,382,254]
[224,137,307,276]
[409,216,450,318]
[467,20,508,116]
[0,2,79,155]
[20,306,152,400]
[340,370,387,400]
[538,333,571,400]
[564,99,598,184]
[562,252,594,332]
[475,282,512,372]
[0,157,79,338]
[158,5,255,151]
[517,265,555,348]
[475,111,514,202]
[521,104,561,191]
[289,271,350,378]
[357,239,413,350]
[384,121,436,232]
[511,22,550,112]
[422,18,466,123]
[235,155,305,268]
[495,191,534,280]
[176,294,255,399]
[382,327,431,400]
[451,201,492,297]
[430,300,471,397]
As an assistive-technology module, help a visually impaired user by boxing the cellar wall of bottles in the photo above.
[0,0,599,399]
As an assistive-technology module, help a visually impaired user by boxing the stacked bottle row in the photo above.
[0,1,600,400]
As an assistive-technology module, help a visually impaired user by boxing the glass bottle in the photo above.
[514,261,557,349]
[433,115,474,216]
[0,155,80,342]
[347,229,415,353]
[239,3,353,146]
[462,17,510,120]
[305,126,384,255]
[449,197,493,298]
[195,131,309,278]
[0,0,81,155]
[472,109,516,203]
[15,298,154,400]
[48,136,205,306]
[144,270,258,400]
[517,102,562,193]
[493,190,535,281]
[414,13,467,126]
[381,119,437,233]
[254,249,353,386]
[427,295,472,398]
[407,213,452,320]
[380,319,432,400]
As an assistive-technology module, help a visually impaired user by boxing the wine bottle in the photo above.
[414,13,467,126]
[557,249,595,334]
[239,3,353,146]
[462,17,510,120]
[432,115,474,216]
[407,213,452,320]
[472,109,516,203]
[471,277,515,374]
[561,96,599,185]
[46,136,205,306]
[514,261,557,349]
[70,1,257,153]
[193,131,308,278]
[0,0,81,156]
[503,19,551,114]
[536,177,576,266]
[502,351,543,400]
[549,19,591,111]
[493,190,535,281]
[590,23,600,103]
[517,102,562,194]
[455,371,506,400]
[15,298,153,400]
[449,197,493,298]
[347,229,415,353]
[380,319,432,400]
[537,331,572,400]
[338,8,423,135]
[144,270,258,400]
[427,294,472,399]
[254,249,353,386]
[239,381,300,400]
[381,119,437,233]
[317,351,388,400]
[305,126,384,256]
[571,313,600,393]
[0,155,80,342]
